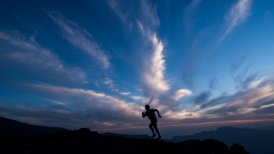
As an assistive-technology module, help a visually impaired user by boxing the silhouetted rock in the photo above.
[230,143,249,154]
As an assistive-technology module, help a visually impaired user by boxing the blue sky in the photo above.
[1,0,274,137]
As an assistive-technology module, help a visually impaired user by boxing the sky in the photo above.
[1,0,274,138]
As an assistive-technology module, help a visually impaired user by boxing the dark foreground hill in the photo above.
[172,126,274,154]
[0,116,66,136]
[0,128,248,154]
[0,116,249,154]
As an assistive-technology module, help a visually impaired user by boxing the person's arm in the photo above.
[155,109,161,118]
[142,112,146,118]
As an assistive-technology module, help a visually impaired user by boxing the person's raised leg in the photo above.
[149,123,156,137]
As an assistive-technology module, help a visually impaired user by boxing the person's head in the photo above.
[145,104,150,110]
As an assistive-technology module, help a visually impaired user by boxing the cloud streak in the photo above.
[107,0,132,28]
[107,0,170,97]
[107,0,159,30]
[159,75,274,124]
[23,83,143,119]
[139,0,160,29]
[222,0,251,40]
[143,33,169,96]
[0,31,87,83]
[49,12,110,69]
[171,89,192,101]
[197,76,274,118]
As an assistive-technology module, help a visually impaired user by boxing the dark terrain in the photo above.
[0,116,249,154]
[0,116,66,136]
[173,126,274,154]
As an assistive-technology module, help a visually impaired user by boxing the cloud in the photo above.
[120,92,131,96]
[107,0,127,22]
[104,77,113,86]
[135,3,193,109]
[143,33,169,96]
[3,75,274,133]
[0,31,87,83]
[164,110,202,120]
[119,91,145,102]
[199,76,274,116]
[141,33,193,106]
[171,89,192,101]
[0,102,142,130]
[256,103,274,114]
[161,75,274,123]
[137,20,145,35]
[229,57,255,90]
[139,0,160,29]
[23,83,143,119]
[48,12,110,69]
[222,0,251,40]
[108,0,159,30]
[104,77,114,88]
[130,95,144,102]
[193,91,211,104]
[181,13,209,89]
[108,1,168,97]
[107,0,132,28]
[184,0,201,34]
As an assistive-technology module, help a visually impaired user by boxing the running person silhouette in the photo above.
[142,104,162,139]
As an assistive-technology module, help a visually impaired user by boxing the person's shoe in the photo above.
[156,136,162,140]
[152,134,156,137]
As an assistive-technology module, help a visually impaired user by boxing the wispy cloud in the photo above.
[143,33,169,96]
[0,102,138,130]
[107,0,132,28]
[131,95,144,102]
[104,77,114,87]
[155,89,192,113]
[164,110,202,120]
[48,12,110,69]
[120,92,131,96]
[107,0,168,96]
[0,31,87,83]
[108,0,159,31]
[24,83,143,119]
[193,91,211,104]
[161,75,274,123]
[109,0,189,113]
[184,0,201,35]
[222,0,251,40]
[181,0,208,89]
[119,91,145,102]
[171,89,192,101]
[103,77,119,92]
[139,0,160,29]
[198,76,274,117]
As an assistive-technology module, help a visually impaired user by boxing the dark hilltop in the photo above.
[0,116,248,154]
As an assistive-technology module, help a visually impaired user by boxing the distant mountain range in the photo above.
[0,116,250,154]
[172,126,274,154]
